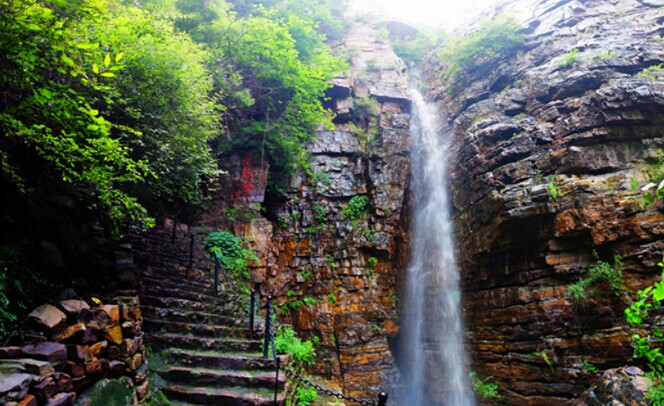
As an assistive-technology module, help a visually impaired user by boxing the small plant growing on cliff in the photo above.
[469,372,503,400]
[638,63,663,80]
[558,48,580,67]
[546,176,561,200]
[204,231,258,284]
[624,257,664,402]
[569,252,624,301]
[311,171,332,191]
[327,292,337,305]
[311,202,327,223]
[368,257,378,269]
[438,15,524,81]
[342,195,370,220]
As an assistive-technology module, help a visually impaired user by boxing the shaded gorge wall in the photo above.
[423,0,664,404]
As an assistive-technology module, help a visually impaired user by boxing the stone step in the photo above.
[143,318,254,339]
[141,306,245,327]
[141,282,231,303]
[165,349,284,371]
[140,294,232,314]
[159,366,286,391]
[147,333,263,353]
[162,384,285,406]
[141,273,220,294]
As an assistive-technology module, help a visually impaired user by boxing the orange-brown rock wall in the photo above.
[425,0,664,404]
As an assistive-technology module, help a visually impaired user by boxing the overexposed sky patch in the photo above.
[349,0,500,31]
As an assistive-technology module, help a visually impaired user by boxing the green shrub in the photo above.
[392,31,446,66]
[311,202,326,223]
[624,257,664,400]
[558,48,580,67]
[295,386,318,406]
[274,326,316,366]
[469,372,502,399]
[342,196,370,220]
[438,16,524,81]
[204,231,258,284]
[568,252,624,301]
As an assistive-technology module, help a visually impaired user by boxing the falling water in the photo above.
[399,89,474,406]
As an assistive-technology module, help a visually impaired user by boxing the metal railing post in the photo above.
[263,296,272,358]
[378,392,388,406]
[249,289,256,340]
[188,234,195,269]
[214,255,219,296]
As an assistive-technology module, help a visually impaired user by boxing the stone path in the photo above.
[132,227,286,405]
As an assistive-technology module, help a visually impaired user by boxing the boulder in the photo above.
[55,323,86,343]
[32,376,56,402]
[54,372,73,392]
[0,373,32,403]
[103,326,123,346]
[0,359,54,379]
[0,347,24,359]
[28,305,66,335]
[45,392,76,406]
[575,366,650,405]
[22,342,66,365]
[58,300,90,319]
[88,341,107,358]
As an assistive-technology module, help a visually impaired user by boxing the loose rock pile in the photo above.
[0,295,147,405]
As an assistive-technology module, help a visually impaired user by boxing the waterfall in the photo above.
[399,89,474,406]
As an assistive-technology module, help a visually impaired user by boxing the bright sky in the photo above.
[349,0,501,31]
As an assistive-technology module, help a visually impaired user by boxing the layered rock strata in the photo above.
[202,24,412,399]
[424,0,664,403]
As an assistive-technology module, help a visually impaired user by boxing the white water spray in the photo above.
[399,89,474,406]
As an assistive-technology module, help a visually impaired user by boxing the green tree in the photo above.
[0,0,151,228]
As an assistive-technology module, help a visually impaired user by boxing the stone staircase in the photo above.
[132,227,287,405]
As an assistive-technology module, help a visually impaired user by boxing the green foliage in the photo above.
[638,63,664,80]
[204,231,258,283]
[295,385,318,406]
[327,292,337,305]
[277,216,288,229]
[298,270,311,282]
[392,31,446,66]
[173,1,346,193]
[342,196,370,220]
[274,326,316,366]
[582,360,598,373]
[593,49,618,60]
[438,15,524,81]
[469,372,503,399]
[368,257,378,269]
[624,257,664,398]
[351,95,381,121]
[311,202,327,223]
[311,172,332,192]
[0,0,153,229]
[94,6,220,210]
[558,48,580,67]
[546,176,561,200]
[568,252,624,301]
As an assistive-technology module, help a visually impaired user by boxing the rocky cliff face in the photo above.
[424,0,664,403]
[204,24,411,399]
